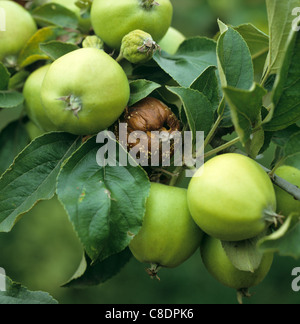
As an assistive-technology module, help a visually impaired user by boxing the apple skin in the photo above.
[40,48,130,135]
[23,64,57,132]
[90,0,173,49]
[158,27,186,55]
[0,1,37,62]
[274,165,300,216]
[129,182,203,268]
[201,235,274,290]
[25,120,46,141]
[187,153,277,242]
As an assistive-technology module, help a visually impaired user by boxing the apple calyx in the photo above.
[140,0,160,10]
[263,209,285,227]
[237,288,252,305]
[138,38,160,56]
[3,55,18,69]
[145,263,161,280]
[57,94,83,119]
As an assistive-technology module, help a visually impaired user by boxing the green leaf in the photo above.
[0,277,58,304]
[217,19,228,34]
[0,91,24,109]
[153,37,217,87]
[263,31,300,131]
[131,61,171,85]
[166,86,214,141]
[0,133,80,232]
[265,0,300,76]
[223,83,267,148]
[234,23,269,82]
[8,70,30,91]
[222,234,265,273]
[57,135,151,262]
[272,124,300,147]
[258,130,273,156]
[190,66,221,112]
[285,131,300,156]
[284,131,300,168]
[217,26,254,90]
[258,214,300,259]
[32,3,79,29]
[64,248,132,288]
[248,127,265,159]
[234,24,269,60]
[128,79,161,107]
[0,120,30,176]
[39,41,79,61]
[0,106,23,132]
[18,26,67,68]
[0,63,10,91]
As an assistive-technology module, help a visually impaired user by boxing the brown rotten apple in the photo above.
[115,97,181,166]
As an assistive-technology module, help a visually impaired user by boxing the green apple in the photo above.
[23,64,57,132]
[129,182,203,272]
[41,48,130,135]
[119,29,158,64]
[0,1,37,63]
[25,120,46,141]
[201,235,274,290]
[187,153,277,242]
[90,0,173,49]
[274,165,300,216]
[158,27,185,55]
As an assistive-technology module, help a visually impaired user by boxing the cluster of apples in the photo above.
[1,0,184,138]
[130,153,300,295]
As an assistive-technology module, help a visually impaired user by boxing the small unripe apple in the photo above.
[119,30,159,64]
[274,165,300,216]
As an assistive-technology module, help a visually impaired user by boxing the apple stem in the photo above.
[116,52,124,63]
[237,288,251,305]
[140,0,160,10]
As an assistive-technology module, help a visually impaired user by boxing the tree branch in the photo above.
[261,165,300,202]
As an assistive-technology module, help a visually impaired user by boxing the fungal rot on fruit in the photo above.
[115,97,181,166]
